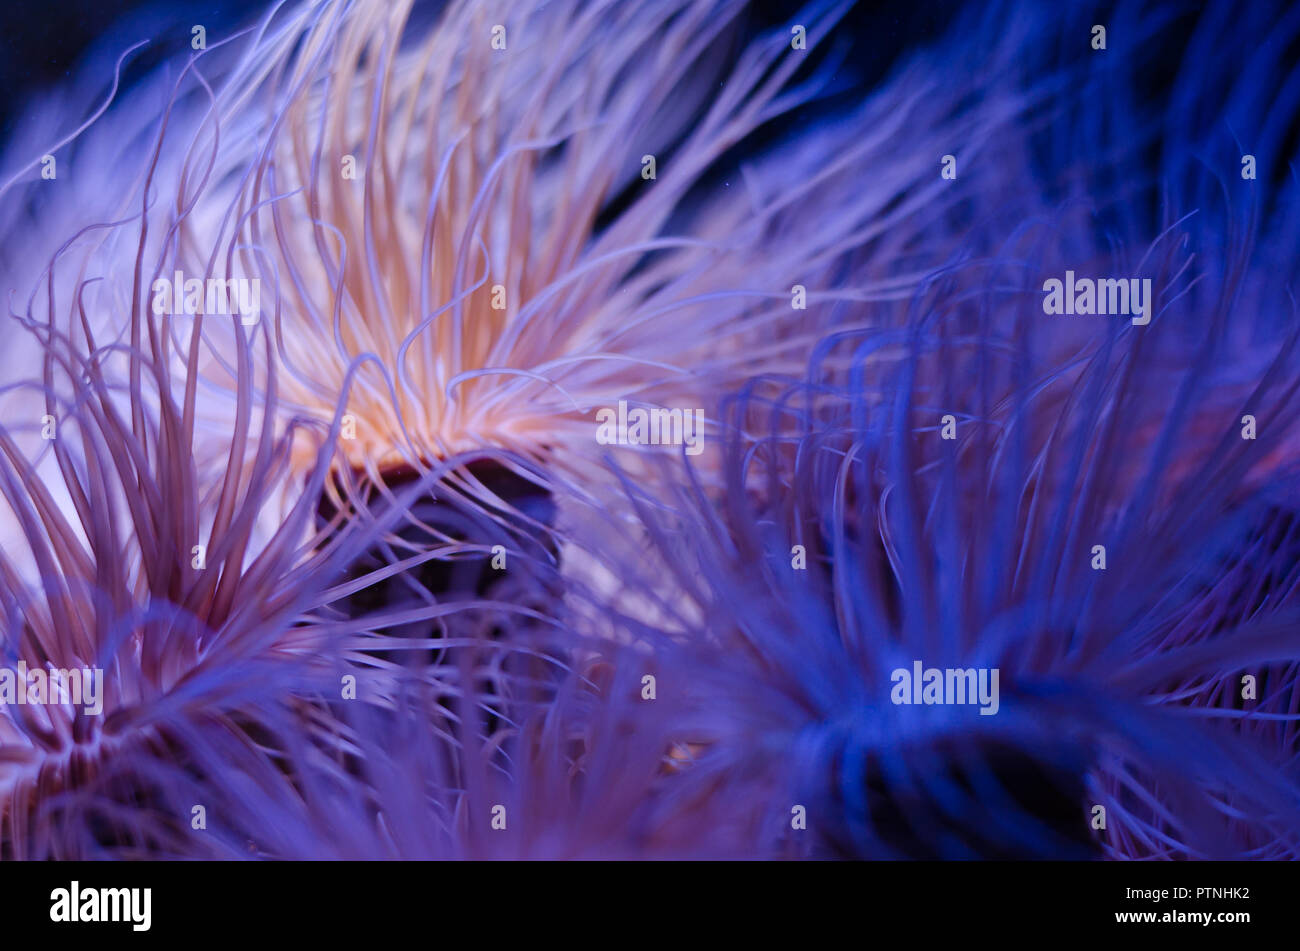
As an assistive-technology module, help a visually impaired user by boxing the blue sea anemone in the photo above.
[535,0,1300,860]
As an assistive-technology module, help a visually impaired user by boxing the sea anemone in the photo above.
[520,0,1300,859]
[0,227,579,857]
[1,0,1298,862]
[156,0,1015,484]
[574,225,1300,859]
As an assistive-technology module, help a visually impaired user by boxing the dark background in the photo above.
[0,0,261,139]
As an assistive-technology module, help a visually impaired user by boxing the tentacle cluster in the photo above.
[0,0,1297,859]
